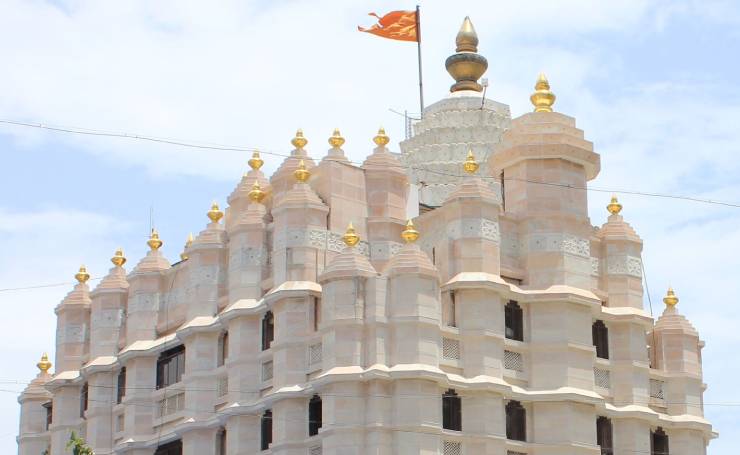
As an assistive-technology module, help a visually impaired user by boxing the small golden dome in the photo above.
[294,159,310,183]
[180,233,193,261]
[343,222,360,247]
[147,228,163,251]
[663,287,679,306]
[291,129,308,149]
[328,128,345,148]
[401,219,420,243]
[75,265,90,283]
[373,127,390,146]
[463,149,479,174]
[456,16,479,52]
[607,195,623,215]
[248,151,264,171]
[208,201,224,223]
[36,353,52,374]
[111,248,126,267]
[248,180,266,203]
[530,72,556,113]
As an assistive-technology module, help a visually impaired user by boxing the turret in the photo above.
[313,128,369,236]
[363,128,409,271]
[270,129,317,204]
[185,202,228,319]
[650,288,705,419]
[228,180,269,300]
[490,74,600,288]
[226,150,271,231]
[597,196,644,308]
[271,159,329,284]
[89,248,129,358]
[126,229,170,343]
[17,354,53,455]
[54,266,92,372]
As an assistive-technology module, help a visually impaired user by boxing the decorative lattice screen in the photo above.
[504,350,523,372]
[594,368,611,389]
[443,440,462,455]
[650,379,665,399]
[309,343,323,366]
[262,360,274,381]
[442,338,460,360]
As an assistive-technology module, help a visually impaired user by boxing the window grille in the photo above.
[309,343,322,366]
[504,350,523,372]
[594,368,611,389]
[443,440,462,455]
[309,446,322,455]
[442,338,460,360]
[157,391,185,418]
[650,379,665,400]
[217,375,229,397]
[262,360,274,381]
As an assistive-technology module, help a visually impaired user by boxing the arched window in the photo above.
[442,389,461,431]
[505,400,526,441]
[79,383,88,418]
[218,331,229,367]
[260,409,273,451]
[505,300,524,341]
[116,367,126,404]
[597,416,613,455]
[262,311,274,351]
[592,320,609,359]
[651,427,669,455]
[308,395,322,436]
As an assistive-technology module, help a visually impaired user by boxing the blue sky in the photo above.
[0,0,738,452]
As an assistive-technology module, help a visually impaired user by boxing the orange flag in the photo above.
[358,10,418,42]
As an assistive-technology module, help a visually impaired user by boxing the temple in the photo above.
[18,17,714,455]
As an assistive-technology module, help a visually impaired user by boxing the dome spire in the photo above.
[401,219,420,243]
[111,248,127,267]
[248,150,264,171]
[343,222,360,247]
[663,287,679,307]
[374,127,390,146]
[445,17,488,93]
[291,129,308,149]
[248,180,266,203]
[294,159,310,182]
[207,201,224,224]
[607,195,623,215]
[75,265,90,283]
[530,72,556,112]
[180,233,193,261]
[36,353,52,374]
[463,149,479,174]
[328,128,345,148]
[147,228,163,251]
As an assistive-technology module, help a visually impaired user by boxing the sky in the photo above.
[0,0,738,452]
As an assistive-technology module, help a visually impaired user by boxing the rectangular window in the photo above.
[216,427,226,455]
[116,367,126,404]
[262,312,274,351]
[505,301,524,341]
[79,383,88,419]
[597,416,613,455]
[154,439,182,455]
[218,332,229,367]
[261,410,272,451]
[312,298,321,332]
[651,428,669,455]
[43,402,52,431]
[505,400,526,442]
[593,320,610,359]
[442,389,461,431]
[156,345,185,389]
[309,395,322,436]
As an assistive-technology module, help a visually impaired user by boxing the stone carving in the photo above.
[606,255,643,278]
[481,219,501,243]
[590,257,600,276]
[562,234,590,258]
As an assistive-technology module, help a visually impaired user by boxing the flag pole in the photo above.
[415,5,424,118]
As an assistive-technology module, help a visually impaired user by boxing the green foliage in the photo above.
[66,431,94,455]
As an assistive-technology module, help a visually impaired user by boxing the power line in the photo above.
[2,118,739,209]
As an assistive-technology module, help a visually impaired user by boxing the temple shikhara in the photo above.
[18,17,714,455]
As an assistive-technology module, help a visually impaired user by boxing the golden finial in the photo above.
[663,287,679,307]
[180,233,193,261]
[530,72,556,113]
[248,180,266,203]
[291,129,308,149]
[455,16,479,52]
[111,248,127,267]
[36,353,52,374]
[294,159,310,182]
[607,195,623,215]
[75,265,90,283]
[343,222,360,247]
[248,151,264,171]
[147,228,163,251]
[446,17,488,93]
[207,201,224,223]
[373,127,390,146]
[328,128,345,148]
[463,149,479,174]
[401,219,420,243]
